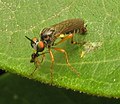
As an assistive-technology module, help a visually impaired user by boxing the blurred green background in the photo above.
[0,71,120,104]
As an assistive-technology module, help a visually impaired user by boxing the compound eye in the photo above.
[37,41,45,52]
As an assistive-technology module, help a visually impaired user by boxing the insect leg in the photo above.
[30,52,46,76]
[71,31,86,45]
[30,54,41,76]
[48,48,54,82]
[40,52,45,63]
[54,34,73,45]
[53,47,80,77]
[54,33,86,46]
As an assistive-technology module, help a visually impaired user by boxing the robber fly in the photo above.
[25,18,87,81]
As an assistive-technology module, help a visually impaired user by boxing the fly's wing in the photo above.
[51,18,84,36]
[40,18,86,40]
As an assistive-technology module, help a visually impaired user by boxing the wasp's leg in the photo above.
[48,48,54,82]
[53,47,80,77]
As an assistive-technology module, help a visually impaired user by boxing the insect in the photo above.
[25,18,87,82]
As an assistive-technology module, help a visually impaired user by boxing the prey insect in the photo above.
[25,18,87,82]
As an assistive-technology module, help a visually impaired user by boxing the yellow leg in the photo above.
[53,47,80,77]
[55,33,86,46]
[48,48,54,82]
[55,33,73,45]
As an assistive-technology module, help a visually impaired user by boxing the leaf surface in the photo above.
[0,0,120,98]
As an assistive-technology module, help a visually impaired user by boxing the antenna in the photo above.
[25,36,35,43]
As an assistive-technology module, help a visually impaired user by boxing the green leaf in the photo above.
[0,0,120,98]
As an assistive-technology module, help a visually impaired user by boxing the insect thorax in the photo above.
[40,27,57,47]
